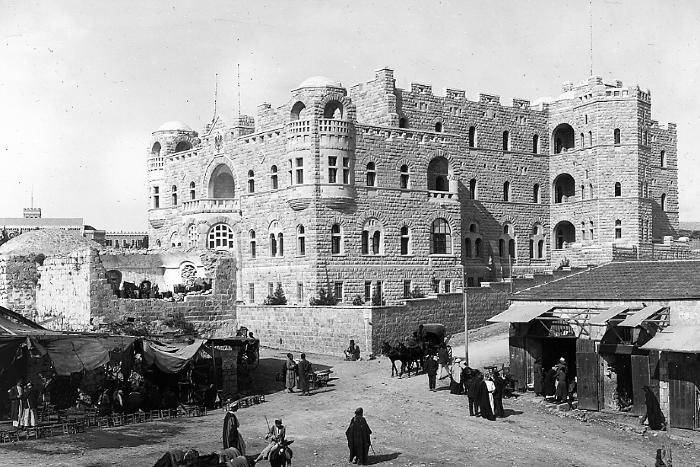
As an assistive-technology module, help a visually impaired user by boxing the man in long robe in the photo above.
[492,370,506,417]
[477,374,495,421]
[297,353,312,396]
[554,359,568,402]
[282,354,297,392]
[7,380,22,427]
[346,407,372,465]
[533,357,544,396]
[543,366,556,399]
[449,359,463,394]
[223,403,246,454]
[465,370,480,417]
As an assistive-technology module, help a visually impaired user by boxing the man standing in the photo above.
[346,407,372,465]
[465,369,480,417]
[492,370,506,417]
[425,354,438,392]
[437,344,450,380]
[555,358,568,403]
[297,353,312,396]
[254,418,286,462]
[282,354,297,393]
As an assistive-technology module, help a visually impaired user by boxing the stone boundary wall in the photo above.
[235,305,370,357]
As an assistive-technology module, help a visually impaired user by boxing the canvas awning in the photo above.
[589,306,630,326]
[141,339,206,374]
[44,338,111,376]
[488,303,554,323]
[618,305,665,327]
[640,325,700,353]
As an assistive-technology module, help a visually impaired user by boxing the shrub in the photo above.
[164,311,198,336]
[264,283,288,305]
[309,288,339,306]
[352,295,365,306]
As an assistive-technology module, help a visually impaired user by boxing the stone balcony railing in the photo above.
[181,198,239,215]
[318,118,353,135]
[428,190,458,201]
[149,157,164,171]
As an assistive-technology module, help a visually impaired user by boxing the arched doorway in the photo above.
[552,123,575,154]
[553,173,576,203]
[427,157,450,191]
[554,221,576,249]
[208,164,235,198]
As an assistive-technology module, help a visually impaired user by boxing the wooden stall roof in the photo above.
[618,305,665,328]
[588,306,630,326]
[488,303,554,323]
[640,325,700,353]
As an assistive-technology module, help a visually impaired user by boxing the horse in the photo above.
[381,342,422,378]
[268,439,293,467]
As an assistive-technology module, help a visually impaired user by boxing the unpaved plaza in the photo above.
[1,329,698,467]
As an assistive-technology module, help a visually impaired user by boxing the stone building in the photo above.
[146,68,678,306]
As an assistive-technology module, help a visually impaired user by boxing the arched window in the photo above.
[502,131,510,151]
[400,164,410,189]
[151,142,161,156]
[249,230,256,258]
[271,165,278,190]
[615,182,622,197]
[297,225,305,256]
[400,226,410,255]
[278,233,284,256]
[554,173,576,203]
[465,237,472,258]
[529,239,534,259]
[209,164,235,198]
[474,238,482,257]
[171,185,177,206]
[503,181,511,202]
[431,219,452,255]
[499,239,505,257]
[366,162,376,187]
[208,223,234,250]
[331,224,342,255]
[435,122,443,132]
[362,219,383,255]
[175,141,192,152]
[469,223,478,233]
[248,170,255,193]
[469,179,477,200]
[614,128,621,145]
[589,183,594,199]
[170,231,181,248]
[533,184,540,204]
[468,126,477,148]
[581,184,586,200]
[187,224,199,248]
[588,131,593,147]
[269,233,277,256]
[580,133,585,148]
[152,186,160,208]
[661,193,667,211]
[399,117,408,128]
[537,240,544,258]
[643,182,649,198]
[323,101,343,119]
[589,221,594,240]
[581,221,587,240]
[508,239,516,258]
[552,123,575,153]
[660,150,666,168]
[643,131,649,146]
[532,134,539,154]
[427,157,450,192]
[615,219,622,239]
[189,182,196,200]
[291,101,306,120]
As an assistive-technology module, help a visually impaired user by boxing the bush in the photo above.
[163,312,198,336]
[352,295,365,306]
[309,288,339,306]
[409,286,425,299]
[264,283,288,305]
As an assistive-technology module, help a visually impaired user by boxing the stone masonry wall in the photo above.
[0,256,39,318]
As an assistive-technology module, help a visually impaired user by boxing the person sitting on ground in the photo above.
[254,418,286,462]
[344,340,361,361]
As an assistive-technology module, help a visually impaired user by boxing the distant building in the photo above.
[0,208,146,249]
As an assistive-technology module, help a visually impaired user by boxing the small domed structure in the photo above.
[0,229,101,256]
[155,121,194,133]
[296,76,342,89]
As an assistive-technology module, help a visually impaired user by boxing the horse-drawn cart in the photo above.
[419,323,452,360]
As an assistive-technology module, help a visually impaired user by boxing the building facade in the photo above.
[146,69,678,305]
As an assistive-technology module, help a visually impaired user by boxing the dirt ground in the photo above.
[1,325,699,467]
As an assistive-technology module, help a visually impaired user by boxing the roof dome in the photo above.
[296,76,341,89]
[155,121,193,132]
[0,229,101,256]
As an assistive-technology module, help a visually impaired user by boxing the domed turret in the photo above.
[295,76,342,89]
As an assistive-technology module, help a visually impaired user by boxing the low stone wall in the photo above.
[235,305,369,357]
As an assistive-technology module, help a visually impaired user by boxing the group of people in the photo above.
[6,379,39,428]
[343,340,361,361]
[281,353,313,396]
[424,354,507,420]
[534,357,576,407]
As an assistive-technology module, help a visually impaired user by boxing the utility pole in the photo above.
[462,265,469,365]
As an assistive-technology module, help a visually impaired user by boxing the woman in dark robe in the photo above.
[222,403,246,454]
[476,374,495,421]
[554,362,568,402]
[641,386,666,430]
[543,366,556,399]
[533,358,544,396]
[346,407,372,465]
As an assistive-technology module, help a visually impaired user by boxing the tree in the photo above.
[371,283,384,306]
[310,288,339,306]
[409,286,425,299]
[264,283,287,305]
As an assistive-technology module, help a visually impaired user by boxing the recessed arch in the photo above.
[553,173,576,203]
[208,164,235,198]
[175,141,192,153]
[291,101,306,120]
[427,156,450,192]
[323,100,344,119]
[553,221,576,249]
[552,123,575,154]
[151,142,161,156]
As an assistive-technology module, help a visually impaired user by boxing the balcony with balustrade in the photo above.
[180,198,240,215]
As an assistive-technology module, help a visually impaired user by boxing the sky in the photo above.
[1,0,699,231]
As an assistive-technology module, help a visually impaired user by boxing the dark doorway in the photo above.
[539,337,577,381]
